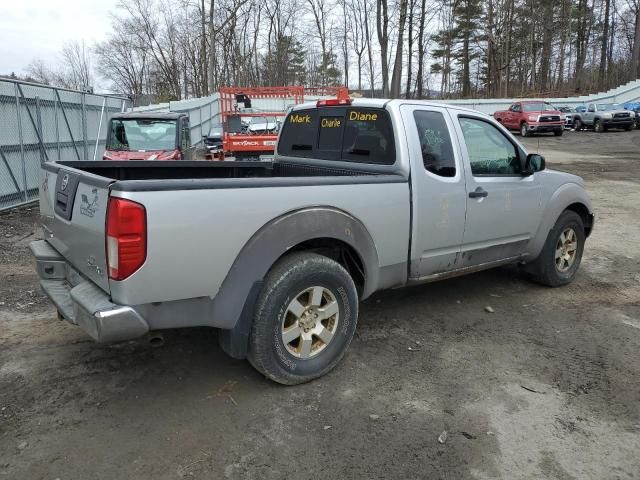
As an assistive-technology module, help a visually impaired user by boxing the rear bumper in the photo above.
[30,240,149,342]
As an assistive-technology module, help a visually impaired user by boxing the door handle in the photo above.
[469,187,488,198]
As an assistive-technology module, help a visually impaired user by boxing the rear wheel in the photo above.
[248,252,358,385]
[529,210,585,287]
[520,123,529,137]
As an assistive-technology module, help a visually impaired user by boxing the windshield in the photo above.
[523,102,556,112]
[107,119,177,151]
[596,104,621,111]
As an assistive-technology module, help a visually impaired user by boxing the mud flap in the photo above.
[218,281,263,359]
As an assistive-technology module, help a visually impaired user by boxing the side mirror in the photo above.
[524,153,545,175]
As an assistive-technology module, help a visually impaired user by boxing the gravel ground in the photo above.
[1,130,639,480]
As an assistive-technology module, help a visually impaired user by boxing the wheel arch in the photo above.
[565,202,594,237]
[215,207,381,359]
[214,207,380,330]
[528,183,594,261]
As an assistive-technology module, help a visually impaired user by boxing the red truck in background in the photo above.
[494,101,564,137]
[103,112,193,160]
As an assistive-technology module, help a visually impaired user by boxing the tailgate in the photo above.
[39,164,114,292]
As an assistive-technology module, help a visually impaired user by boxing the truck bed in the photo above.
[38,158,410,314]
[49,160,403,192]
[55,160,386,180]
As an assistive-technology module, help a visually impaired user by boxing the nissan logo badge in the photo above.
[61,174,69,191]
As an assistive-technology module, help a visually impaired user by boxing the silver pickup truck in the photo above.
[31,99,594,384]
[573,103,635,132]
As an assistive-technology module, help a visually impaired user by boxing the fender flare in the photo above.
[527,182,594,260]
[212,206,380,331]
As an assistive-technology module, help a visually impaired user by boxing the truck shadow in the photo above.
[14,264,614,479]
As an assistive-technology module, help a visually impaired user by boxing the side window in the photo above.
[459,117,521,175]
[413,110,455,177]
[511,104,521,113]
[588,104,595,112]
[341,109,395,164]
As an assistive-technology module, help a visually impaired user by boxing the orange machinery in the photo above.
[216,86,348,160]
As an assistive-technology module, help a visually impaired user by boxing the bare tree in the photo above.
[25,59,54,85]
[95,29,148,98]
[59,41,94,91]
[631,3,640,78]
[376,0,390,96]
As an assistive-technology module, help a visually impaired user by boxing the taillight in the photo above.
[106,197,146,281]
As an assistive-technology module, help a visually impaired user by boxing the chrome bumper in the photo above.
[30,240,149,342]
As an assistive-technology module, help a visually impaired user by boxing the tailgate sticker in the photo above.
[80,188,99,218]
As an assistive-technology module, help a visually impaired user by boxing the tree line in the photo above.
[15,0,640,103]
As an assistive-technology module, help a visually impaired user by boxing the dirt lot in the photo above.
[1,130,639,480]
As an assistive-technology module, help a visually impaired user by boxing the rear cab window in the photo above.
[278,106,395,165]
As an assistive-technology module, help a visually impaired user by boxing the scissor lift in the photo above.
[216,86,348,160]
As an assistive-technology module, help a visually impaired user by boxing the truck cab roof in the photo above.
[290,98,487,117]
[111,111,187,121]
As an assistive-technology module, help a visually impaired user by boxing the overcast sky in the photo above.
[0,0,119,77]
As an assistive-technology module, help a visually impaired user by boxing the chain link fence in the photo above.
[4,77,639,212]
[0,79,129,211]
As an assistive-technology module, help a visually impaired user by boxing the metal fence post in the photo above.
[81,92,88,159]
[17,84,49,163]
[54,90,60,160]
[94,97,106,161]
[14,83,27,201]
[35,96,44,165]
[54,89,81,160]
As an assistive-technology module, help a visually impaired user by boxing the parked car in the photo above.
[103,112,193,161]
[573,103,635,132]
[556,106,576,129]
[623,103,640,129]
[31,99,594,384]
[493,101,565,137]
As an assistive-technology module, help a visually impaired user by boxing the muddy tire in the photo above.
[594,119,604,133]
[529,210,585,287]
[248,252,358,385]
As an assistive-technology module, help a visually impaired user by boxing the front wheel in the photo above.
[529,210,585,287]
[594,119,604,133]
[248,252,358,385]
[520,123,529,137]
[625,123,634,131]
[554,129,563,136]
